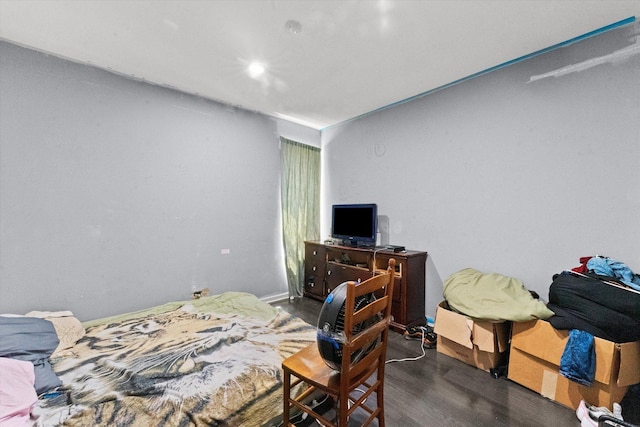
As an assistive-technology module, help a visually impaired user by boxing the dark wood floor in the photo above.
[274,296,640,427]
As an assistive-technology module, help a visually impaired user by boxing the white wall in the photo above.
[2,22,638,323]
[322,22,640,318]
[0,41,296,320]
[276,119,321,148]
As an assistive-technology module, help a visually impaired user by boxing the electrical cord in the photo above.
[385,326,429,364]
[372,248,381,278]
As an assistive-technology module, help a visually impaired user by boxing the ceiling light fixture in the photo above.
[248,62,265,78]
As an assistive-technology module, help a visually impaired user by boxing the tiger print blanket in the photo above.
[34,292,316,427]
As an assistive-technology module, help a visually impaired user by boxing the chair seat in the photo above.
[283,343,379,394]
[283,343,341,390]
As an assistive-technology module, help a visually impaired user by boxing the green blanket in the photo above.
[443,268,554,321]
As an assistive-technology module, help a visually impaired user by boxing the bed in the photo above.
[9,292,316,427]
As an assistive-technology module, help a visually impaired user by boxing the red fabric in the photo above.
[571,256,593,273]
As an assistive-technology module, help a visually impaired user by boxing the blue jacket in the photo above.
[587,257,640,291]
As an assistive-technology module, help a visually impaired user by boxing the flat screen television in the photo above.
[331,203,378,246]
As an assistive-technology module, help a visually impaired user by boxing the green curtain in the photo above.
[280,137,321,298]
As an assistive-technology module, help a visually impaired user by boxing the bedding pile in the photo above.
[443,268,554,322]
[0,316,62,396]
[5,292,316,427]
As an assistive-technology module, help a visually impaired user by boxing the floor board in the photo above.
[275,296,640,426]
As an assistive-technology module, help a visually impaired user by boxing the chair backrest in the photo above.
[339,258,396,386]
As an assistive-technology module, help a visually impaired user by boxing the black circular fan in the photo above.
[316,282,380,371]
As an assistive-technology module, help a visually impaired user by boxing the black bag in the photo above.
[547,271,640,342]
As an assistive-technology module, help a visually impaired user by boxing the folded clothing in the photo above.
[0,317,62,394]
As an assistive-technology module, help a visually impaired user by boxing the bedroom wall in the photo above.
[321,22,640,319]
[0,41,319,320]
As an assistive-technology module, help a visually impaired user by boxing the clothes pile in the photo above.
[547,256,640,343]
[548,256,640,396]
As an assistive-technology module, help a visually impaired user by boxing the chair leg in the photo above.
[337,393,349,426]
[377,385,385,427]
[283,368,291,427]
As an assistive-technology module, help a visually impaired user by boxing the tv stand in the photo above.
[338,239,371,248]
[356,243,376,249]
[303,241,428,332]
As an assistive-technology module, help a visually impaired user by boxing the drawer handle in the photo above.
[327,270,332,276]
[312,266,316,271]
[313,250,317,255]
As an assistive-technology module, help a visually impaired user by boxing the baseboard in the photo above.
[260,292,290,304]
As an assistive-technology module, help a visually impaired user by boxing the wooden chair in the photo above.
[282,258,396,427]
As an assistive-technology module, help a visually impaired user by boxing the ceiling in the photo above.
[1,1,639,130]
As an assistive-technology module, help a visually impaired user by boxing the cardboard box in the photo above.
[508,319,640,410]
[434,301,510,371]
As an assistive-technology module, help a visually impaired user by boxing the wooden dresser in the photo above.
[304,241,427,332]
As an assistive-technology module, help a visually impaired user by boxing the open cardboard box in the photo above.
[508,319,640,410]
[434,301,510,372]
